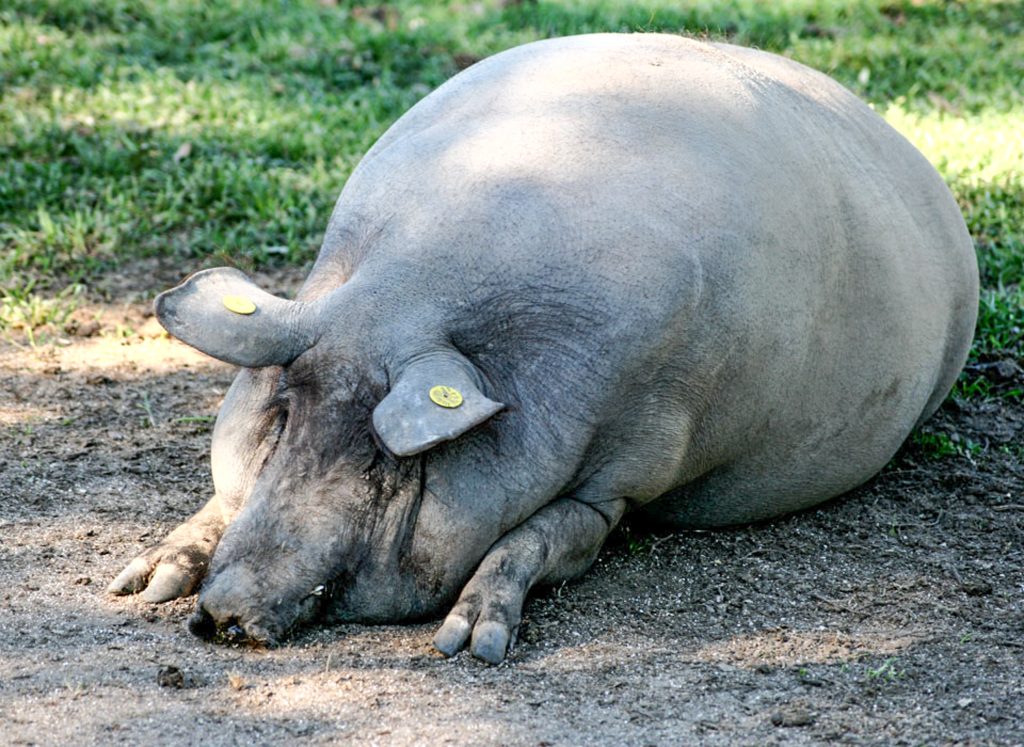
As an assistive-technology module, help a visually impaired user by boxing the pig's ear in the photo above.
[373,356,505,457]
[155,267,317,367]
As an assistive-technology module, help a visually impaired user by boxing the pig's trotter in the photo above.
[433,496,626,663]
[107,498,225,603]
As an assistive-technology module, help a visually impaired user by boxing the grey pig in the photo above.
[109,33,978,663]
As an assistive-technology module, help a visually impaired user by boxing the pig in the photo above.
[108,33,978,663]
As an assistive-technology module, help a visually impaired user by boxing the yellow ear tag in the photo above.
[429,385,463,408]
[222,295,257,315]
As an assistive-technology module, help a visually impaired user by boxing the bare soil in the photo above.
[1,263,1022,746]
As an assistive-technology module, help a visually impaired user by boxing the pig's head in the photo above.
[155,267,509,645]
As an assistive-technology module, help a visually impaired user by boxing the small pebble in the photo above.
[771,708,814,727]
[991,359,1022,381]
[157,666,185,689]
[962,580,993,596]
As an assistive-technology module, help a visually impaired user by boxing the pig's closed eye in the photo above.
[250,401,289,477]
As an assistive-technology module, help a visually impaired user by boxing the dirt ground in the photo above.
[1,262,1022,746]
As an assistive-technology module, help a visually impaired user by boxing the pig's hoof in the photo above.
[432,566,523,663]
[107,547,208,602]
[470,621,512,664]
[433,614,471,657]
[140,563,195,602]
[433,615,511,664]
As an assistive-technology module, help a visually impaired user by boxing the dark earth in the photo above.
[1,260,1022,746]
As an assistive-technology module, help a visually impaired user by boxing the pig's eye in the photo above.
[266,376,292,414]
[272,362,320,408]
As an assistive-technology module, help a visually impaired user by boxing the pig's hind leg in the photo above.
[107,496,225,603]
[433,495,627,663]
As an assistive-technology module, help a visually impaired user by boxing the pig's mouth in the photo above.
[187,580,328,647]
[186,608,280,647]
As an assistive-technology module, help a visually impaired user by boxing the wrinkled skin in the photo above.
[109,34,978,663]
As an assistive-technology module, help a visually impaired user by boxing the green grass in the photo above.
[2,0,1022,386]
[910,428,982,462]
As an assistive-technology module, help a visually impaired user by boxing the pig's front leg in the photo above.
[433,495,627,663]
[107,496,225,602]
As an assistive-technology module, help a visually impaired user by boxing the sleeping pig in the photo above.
[109,33,978,663]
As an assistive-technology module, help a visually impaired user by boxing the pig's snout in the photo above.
[188,565,324,646]
[188,566,283,646]
[187,602,280,646]
[186,604,218,640]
